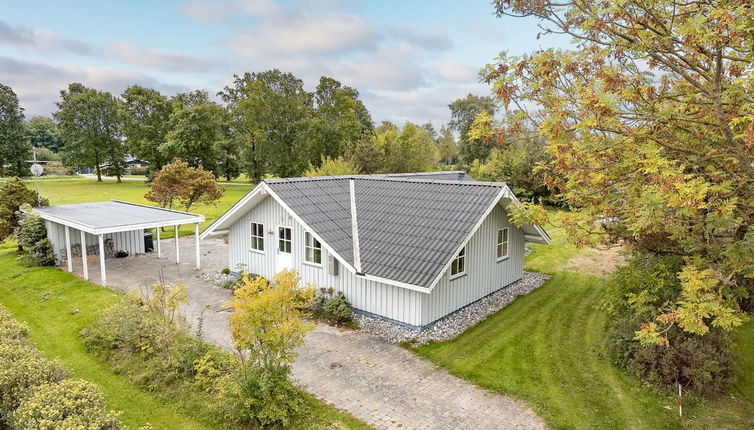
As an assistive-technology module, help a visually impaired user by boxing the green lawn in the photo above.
[416,229,754,429]
[0,240,369,429]
[34,178,252,238]
[0,241,220,430]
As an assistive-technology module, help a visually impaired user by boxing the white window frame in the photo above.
[450,247,466,279]
[304,231,323,266]
[250,222,265,253]
[496,227,509,261]
[278,226,292,254]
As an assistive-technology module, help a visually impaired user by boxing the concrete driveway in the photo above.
[68,237,544,430]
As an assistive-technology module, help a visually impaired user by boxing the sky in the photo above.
[0,0,568,126]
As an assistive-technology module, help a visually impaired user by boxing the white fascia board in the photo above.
[360,274,432,294]
[425,187,511,293]
[199,183,265,240]
[93,217,204,235]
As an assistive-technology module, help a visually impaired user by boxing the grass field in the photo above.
[0,240,369,430]
[32,178,252,238]
[416,229,754,429]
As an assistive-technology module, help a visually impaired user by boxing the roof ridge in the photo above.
[265,175,507,187]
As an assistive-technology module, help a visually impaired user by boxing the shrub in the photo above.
[221,365,308,429]
[310,288,355,327]
[221,267,230,275]
[0,307,29,342]
[0,345,69,419]
[604,251,733,394]
[11,379,123,430]
[13,208,55,267]
[43,161,73,176]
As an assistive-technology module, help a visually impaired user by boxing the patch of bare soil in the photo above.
[565,246,625,277]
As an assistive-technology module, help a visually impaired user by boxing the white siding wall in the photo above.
[45,220,146,263]
[228,196,426,326]
[227,197,526,328]
[421,204,524,325]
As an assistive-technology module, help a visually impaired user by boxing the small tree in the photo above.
[304,156,360,177]
[14,206,55,267]
[228,270,314,369]
[0,178,47,250]
[145,158,224,212]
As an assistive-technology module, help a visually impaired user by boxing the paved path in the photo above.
[70,237,545,430]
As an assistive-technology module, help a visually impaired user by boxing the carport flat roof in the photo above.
[33,200,205,235]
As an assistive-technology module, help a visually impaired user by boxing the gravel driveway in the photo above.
[72,237,545,430]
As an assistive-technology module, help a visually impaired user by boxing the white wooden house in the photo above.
[202,172,550,329]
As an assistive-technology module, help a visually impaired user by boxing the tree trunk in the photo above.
[116,173,121,183]
[95,150,102,182]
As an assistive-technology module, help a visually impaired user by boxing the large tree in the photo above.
[485,0,754,344]
[221,70,313,181]
[120,85,173,173]
[309,76,373,167]
[448,94,497,164]
[24,116,63,153]
[55,84,125,182]
[0,84,31,177]
[161,90,227,176]
[373,122,439,173]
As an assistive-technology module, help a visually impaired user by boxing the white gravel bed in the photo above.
[355,271,550,345]
[199,271,236,287]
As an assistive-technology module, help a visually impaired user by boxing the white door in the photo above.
[276,226,293,272]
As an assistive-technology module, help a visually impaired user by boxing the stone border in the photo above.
[354,271,550,344]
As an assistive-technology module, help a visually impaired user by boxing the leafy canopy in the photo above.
[228,270,314,369]
[485,0,754,344]
[145,158,225,212]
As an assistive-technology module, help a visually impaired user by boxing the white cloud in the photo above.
[389,25,452,51]
[435,59,479,83]
[229,13,379,57]
[0,19,98,56]
[108,42,226,72]
[0,56,188,117]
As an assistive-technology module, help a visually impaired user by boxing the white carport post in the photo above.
[80,230,88,280]
[194,222,201,269]
[64,226,72,272]
[156,228,161,258]
[98,234,107,285]
[174,225,180,264]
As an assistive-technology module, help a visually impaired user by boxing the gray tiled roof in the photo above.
[265,174,506,288]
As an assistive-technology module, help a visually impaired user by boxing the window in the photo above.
[250,222,264,251]
[450,247,465,278]
[304,232,322,265]
[497,228,509,260]
[278,227,292,253]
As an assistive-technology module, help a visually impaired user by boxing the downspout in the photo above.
[350,179,363,274]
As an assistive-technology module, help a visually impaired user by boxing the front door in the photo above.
[276,226,293,272]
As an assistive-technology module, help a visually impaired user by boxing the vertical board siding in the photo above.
[46,221,146,264]
[420,204,525,325]
[227,196,425,326]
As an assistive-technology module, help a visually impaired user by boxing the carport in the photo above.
[33,200,205,285]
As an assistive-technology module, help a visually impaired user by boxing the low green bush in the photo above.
[310,288,356,328]
[10,379,124,430]
[220,365,308,429]
[0,305,125,430]
[604,251,733,395]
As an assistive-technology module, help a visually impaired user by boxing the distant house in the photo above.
[202,172,550,329]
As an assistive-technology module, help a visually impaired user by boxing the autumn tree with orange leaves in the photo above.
[478,0,754,352]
